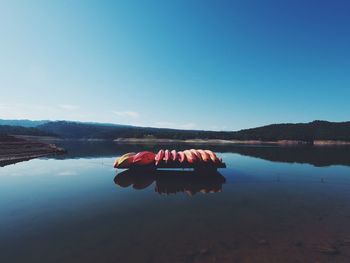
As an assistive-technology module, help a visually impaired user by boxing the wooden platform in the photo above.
[120,162,226,170]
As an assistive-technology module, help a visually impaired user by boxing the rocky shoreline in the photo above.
[0,135,65,167]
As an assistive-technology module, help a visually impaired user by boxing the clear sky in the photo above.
[1,0,349,131]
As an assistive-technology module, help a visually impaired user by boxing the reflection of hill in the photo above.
[53,141,350,167]
[232,146,350,167]
[114,169,226,196]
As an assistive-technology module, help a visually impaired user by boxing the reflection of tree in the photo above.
[114,169,226,196]
[231,146,350,167]
[53,141,350,167]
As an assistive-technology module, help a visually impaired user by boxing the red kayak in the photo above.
[133,151,156,165]
[114,149,225,169]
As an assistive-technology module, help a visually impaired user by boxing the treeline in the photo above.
[230,121,350,142]
[2,120,350,142]
[36,120,350,141]
[37,121,230,139]
[0,125,54,137]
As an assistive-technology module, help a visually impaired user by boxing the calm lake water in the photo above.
[1,142,350,263]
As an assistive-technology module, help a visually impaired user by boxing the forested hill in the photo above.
[230,121,350,142]
[36,120,350,141]
[0,125,54,137]
[36,121,224,139]
[1,120,350,142]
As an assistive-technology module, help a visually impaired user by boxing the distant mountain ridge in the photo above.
[0,119,350,142]
[0,119,129,128]
[0,119,49,127]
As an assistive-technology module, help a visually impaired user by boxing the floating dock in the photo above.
[119,162,226,170]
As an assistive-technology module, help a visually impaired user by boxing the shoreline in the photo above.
[0,135,65,167]
[13,135,350,146]
[113,138,350,146]
[1,135,350,167]
[5,135,350,147]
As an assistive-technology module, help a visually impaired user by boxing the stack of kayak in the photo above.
[114,149,225,169]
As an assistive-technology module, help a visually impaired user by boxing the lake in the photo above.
[1,142,350,263]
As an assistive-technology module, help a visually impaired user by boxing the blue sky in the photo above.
[1,0,349,131]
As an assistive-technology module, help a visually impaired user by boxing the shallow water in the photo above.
[1,143,350,262]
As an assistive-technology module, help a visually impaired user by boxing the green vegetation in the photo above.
[230,120,350,142]
[1,120,350,142]
[0,125,54,137]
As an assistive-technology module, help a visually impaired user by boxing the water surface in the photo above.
[1,142,350,262]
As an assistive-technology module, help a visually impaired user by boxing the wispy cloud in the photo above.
[0,103,50,111]
[154,121,197,130]
[0,103,51,119]
[59,104,79,111]
[112,111,140,118]
[154,121,175,127]
[56,171,77,176]
[179,123,196,129]
[0,103,9,110]
[210,125,228,131]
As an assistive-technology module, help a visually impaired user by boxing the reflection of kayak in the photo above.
[114,149,226,169]
[114,169,226,196]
